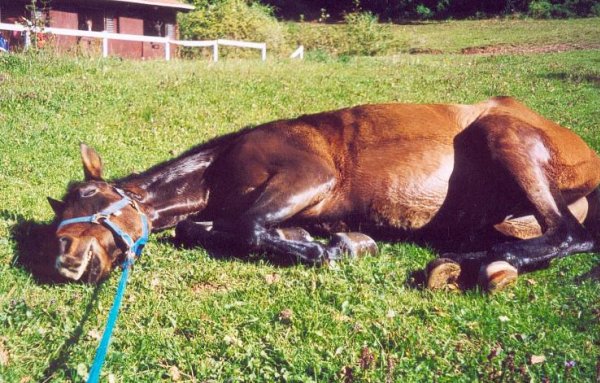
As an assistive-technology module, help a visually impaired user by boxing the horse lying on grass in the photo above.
[48,97,600,291]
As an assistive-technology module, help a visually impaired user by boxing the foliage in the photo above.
[284,12,393,57]
[529,0,555,18]
[260,0,600,20]
[343,12,388,55]
[416,4,434,20]
[178,0,286,57]
[285,17,600,58]
[0,19,599,382]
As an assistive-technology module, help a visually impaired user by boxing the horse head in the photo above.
[49,144,149,283]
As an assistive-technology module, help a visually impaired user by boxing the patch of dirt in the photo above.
[191,282,228,295]
[460,43,600,55]
[408,47,443,55]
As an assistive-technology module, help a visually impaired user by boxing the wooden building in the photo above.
[0,0,194,59]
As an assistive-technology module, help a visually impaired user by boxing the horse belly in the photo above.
[361,156,454,231]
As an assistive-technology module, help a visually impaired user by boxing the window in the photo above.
[78,9,103,32]
[144,19,165,37]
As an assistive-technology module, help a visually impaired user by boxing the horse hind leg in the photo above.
[428,116,596,292]
[479,117,595,290]
[493,196,589,240]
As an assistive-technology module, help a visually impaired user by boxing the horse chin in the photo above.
[84,252,109,284]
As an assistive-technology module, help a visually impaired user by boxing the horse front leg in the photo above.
[176,167,379,263]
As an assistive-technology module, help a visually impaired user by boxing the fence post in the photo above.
[290,45,304,60]
[24,29,31,50]
[213,41,218,62]
[165,37,171,61]
[102,32,109,58]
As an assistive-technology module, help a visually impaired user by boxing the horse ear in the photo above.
[80,143,104,181]
[47,197,65,216]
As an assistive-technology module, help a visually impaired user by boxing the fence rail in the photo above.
[0,22,267,62]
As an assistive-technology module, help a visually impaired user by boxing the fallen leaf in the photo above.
[530,355,546,365]
[87,329,102,341]
[0,341,8,366]
[19,377,32,383]
[264,273,281,285]
[223,334,242,347]
[340,365,354,383]
[526,279,537,286]
[76,363,88,379]
[169,365,181,381]
[498,315,510,322]
[279,308,293,323]
[386,309,396,319]
[488,344,503,360]
[359,347,375,370]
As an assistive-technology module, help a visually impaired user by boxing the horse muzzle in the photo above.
[55,236,108,283]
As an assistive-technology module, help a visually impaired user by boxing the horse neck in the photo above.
[117,150,215,231]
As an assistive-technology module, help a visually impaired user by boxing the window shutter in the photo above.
[166,23,175,39]
[105,11,116,33]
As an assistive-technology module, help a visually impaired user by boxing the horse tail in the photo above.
[580,186,600,254]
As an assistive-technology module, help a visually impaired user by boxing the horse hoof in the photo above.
[329,232,378,258]
[275,227,313,242]
[426,258,462,290]
[479,261,518,293]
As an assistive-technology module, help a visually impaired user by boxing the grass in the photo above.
[286,17,600,55]
[0,19,599,382]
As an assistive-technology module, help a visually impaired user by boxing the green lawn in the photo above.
[0,23,599,382]
[287,17,600,55]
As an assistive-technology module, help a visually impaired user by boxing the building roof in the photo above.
[106,0,194,10]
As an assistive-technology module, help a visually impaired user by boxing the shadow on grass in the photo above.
[41,284,103,382]
[162,234,311,268]
[541,72,600,87]
[1,210,66,284]
[1,210,108,380]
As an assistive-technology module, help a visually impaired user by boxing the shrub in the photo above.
[416,4,434,19]
[286,11,393,58]
[528,0,553,18]
[343,11,390,55]
[178,0,286,58]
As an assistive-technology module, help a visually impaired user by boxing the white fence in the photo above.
[0,22,267,62]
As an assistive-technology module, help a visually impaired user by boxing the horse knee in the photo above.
[175,220,212,245]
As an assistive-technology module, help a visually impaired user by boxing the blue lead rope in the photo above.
[56,188,149,383]
[86,222,147,383]
[87,259,132,383]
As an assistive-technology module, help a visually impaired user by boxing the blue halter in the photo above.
[57,187,150,383]
[57,187,149,264]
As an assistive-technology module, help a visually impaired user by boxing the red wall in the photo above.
[1,2,181,59]
[49,9,78,52]
[109,16,143,59]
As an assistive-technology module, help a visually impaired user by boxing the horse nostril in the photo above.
[59,236,73,254]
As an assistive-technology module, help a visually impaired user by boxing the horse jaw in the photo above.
[55,248,94,281]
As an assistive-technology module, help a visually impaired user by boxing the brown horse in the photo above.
[48,97,600,290]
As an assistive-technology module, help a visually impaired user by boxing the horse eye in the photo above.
[79,186,98,198]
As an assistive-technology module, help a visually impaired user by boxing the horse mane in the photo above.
[117,126,253,187]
